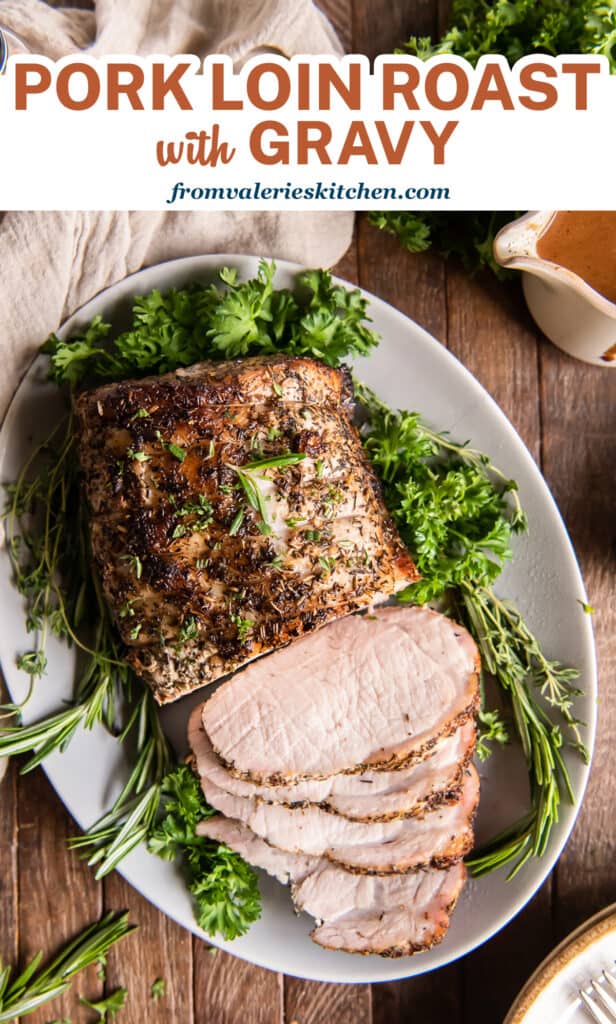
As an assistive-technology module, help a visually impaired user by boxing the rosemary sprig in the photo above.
[0,912,134,1023]
[68,692,172,878]
[227,452,307,534]
[1,421,174,875]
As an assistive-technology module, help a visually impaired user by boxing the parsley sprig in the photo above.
[43,261,378,386]
[371,1,616,274]
[148,765,261,940]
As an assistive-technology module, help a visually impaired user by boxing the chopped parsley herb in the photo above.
[267,426,281,440]
[126,448,151,463]
[151,978,166,1001]
[129,623,143,640]
[315,459,325,479]
[168,442,186,462]
[318,555,337,574]
[231,613,255,643]
[155,431,186,463]
[177,616,199,643]
[323,485,344,518]
[172,495,214,539]
[120,554,143,580]
[132,408,150,419]
[285,516,307,529]
[268,555,284,570]
[219,484,234,495]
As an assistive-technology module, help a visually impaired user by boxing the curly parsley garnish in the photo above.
[148,765,261,940]
[42,261,378,387]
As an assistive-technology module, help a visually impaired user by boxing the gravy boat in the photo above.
[494,211,616,367]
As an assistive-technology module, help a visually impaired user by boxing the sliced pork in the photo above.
[200,766,479,873]
[202,605,479,784]
[302,863,466,956]
[75,354,417,704]
[199,816,466,956]
[189,706,475,822]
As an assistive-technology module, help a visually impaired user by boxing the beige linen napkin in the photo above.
[0,0,354,421]
[0,0,353,780]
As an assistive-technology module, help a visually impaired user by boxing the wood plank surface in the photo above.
[285,979,372,1024]
[0,757,18,971]
[192,948,283,1024]
[539,342,616,940]
[104,873,194,1024]
[17,770,103,1024]
[1,3,614,1024]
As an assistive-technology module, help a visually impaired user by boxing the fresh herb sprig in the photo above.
[80,987,128,1021]
[0,912,134,1023]
[368,211,518,279]
[463,584,587,875]
[404,0,616,72]
[370,0,616,274]
[0,418,174,875]
[228,452,307,535]
[43,261,378,387]
[357,384,587,876]
[148,765,261,940]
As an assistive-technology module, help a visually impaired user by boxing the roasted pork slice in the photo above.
[74,355,418,704]
[298,862,466,956]
[199,816,466,956]
[199,766,479,873]
[189,706,475,822]
[202,605,480,784]
[198,816,315,886]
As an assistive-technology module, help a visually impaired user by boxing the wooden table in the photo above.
[1,2,615,1022]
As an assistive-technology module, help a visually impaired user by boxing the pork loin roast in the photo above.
[75,355,417,704]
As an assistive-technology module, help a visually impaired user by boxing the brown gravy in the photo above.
[537,211,616,305]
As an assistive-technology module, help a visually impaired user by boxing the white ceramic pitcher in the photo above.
[493,211,616,367]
